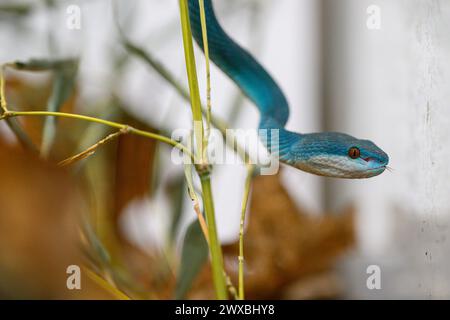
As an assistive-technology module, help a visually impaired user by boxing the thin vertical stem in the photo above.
[0,66,8,113]
[199,0,212,161]
[179,0,204,162]
[238,164,254,300]
[200,174,227,299]
[179,0,227,299]
[183,138,210,242]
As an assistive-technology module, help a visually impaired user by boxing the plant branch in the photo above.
[58,128,126,167]
[224,272,239,300]
[199,173,227,299]
[0,110,194,161]
[199,0,212,159]
[179,0,204,162]
[238,164,255,300]
[0,66,8,114]
[183,142,210,242]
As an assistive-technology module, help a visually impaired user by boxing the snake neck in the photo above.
[258,116,302,164]
[188,0,290,128]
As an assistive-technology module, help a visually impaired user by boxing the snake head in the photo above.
[288,132,389,179]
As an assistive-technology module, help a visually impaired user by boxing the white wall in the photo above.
[322,0,450,298]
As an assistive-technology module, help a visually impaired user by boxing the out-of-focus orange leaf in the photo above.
[0,138,115,299]
[190,171,355,299]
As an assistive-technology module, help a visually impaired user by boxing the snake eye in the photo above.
[348,147,360,159]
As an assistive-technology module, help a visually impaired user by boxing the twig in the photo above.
[224,271,239,300]
[238,164,255,300]
[0,110,195,162]
[199,0,212,162]
[0,65,8,113]
[198,173,227,299]
[58,128,127,167]
[183,138,210,242]
[179,0,204,162]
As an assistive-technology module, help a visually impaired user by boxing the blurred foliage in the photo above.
[224,172,354,299]
[10,59,77,72]
[0,3,33,17]
[175,219,209,299]
[186,172,355,299]
[0,139,112,299]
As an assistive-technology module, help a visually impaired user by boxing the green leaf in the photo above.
[40,59,78,157]
[178,0,204,160]
[174,219,209,299]
[168,177,186,245]
[10,58,77,71]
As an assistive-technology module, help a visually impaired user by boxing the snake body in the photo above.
[188,0,388,178]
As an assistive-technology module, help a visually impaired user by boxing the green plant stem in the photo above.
[0,110,194,160]
[179,0,204,162]
[179,0,227,299]
[198,0,212,157]
[200,174,227,299]
[238,164,255,300]
[0,66,7,114]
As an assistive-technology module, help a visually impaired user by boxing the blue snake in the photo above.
[188,0,388,178]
